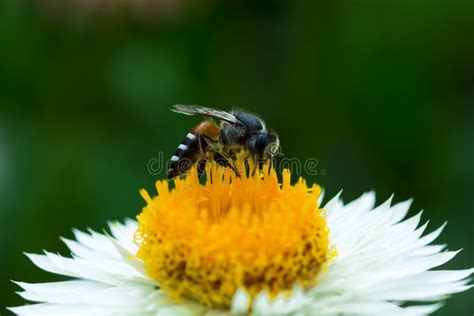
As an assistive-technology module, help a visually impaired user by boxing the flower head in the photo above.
[10,159,473,315]
[136,161,334,308]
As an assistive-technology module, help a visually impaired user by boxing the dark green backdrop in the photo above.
[1,0,472,314]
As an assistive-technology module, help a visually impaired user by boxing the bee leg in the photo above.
[196,159,207,177]
[214,152,241,177]
[217,151,242,177]
[199,134,240,177]
[196,134,212,177]
[250,155,260,176]
[267,157,274,175]
[250,154,270,176]
[200,134,223,153]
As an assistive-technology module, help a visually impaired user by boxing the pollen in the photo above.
[135,159,334,309]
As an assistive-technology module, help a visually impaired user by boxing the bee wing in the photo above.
[171,104,239,124]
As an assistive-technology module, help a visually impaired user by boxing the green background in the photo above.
[0,0,472,314]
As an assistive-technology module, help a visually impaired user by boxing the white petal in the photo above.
[107,221,139,254]
[230,288,250,314]
[9,303,153,316]
[404,303,444,315]
[14,280,155,306]
[390,198,413,224]
[305,193,474,315]
[252,287,310,315]
[26,251,145,286]
[72,228,119,258]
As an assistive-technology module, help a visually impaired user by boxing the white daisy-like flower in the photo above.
[10,160,472,315]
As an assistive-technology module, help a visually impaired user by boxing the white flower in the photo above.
[10,191,472,315]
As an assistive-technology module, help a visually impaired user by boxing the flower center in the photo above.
[135,160,332,309]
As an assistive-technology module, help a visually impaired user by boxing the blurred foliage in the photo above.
[0,0,473,314]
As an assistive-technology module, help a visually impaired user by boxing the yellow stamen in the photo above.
[135,159,334,309]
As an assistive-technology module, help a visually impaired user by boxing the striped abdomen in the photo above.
[167,120,220,179]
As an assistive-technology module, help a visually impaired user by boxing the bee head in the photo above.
[247,130,280,160]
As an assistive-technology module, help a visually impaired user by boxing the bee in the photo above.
[167,104,280,179]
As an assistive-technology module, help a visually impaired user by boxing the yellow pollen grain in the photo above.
[135,159,333,309]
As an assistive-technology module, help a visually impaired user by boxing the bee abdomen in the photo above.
[167,132,199,179]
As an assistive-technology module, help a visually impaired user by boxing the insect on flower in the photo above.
[167,104,280,179]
